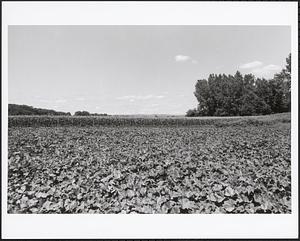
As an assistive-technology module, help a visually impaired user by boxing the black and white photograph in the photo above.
[1,1,298,239]
[7,25,292,214]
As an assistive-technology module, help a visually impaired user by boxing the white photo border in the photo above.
[1,1,298,239]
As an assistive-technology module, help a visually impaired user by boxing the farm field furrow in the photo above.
[8,123,291,214]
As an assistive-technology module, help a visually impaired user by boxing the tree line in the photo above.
[8,104,108,116]
[8,104,72,116]
[187,54,291,117]
[74,111,108,116]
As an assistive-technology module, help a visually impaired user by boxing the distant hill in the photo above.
[8,104,71,116]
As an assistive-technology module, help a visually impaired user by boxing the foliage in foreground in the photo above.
[8,117,291,214]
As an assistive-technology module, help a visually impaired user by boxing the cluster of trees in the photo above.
[8,104,108,116]
[74,111,108,116]
[74,111,90,116]
[187,54,291,117]
[8,104,71,116]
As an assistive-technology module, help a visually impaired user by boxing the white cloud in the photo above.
[263,64,282,71]
[141,95,155,100]
[239,60,282,79]
[175,55,191,62]
[239,61,263,69]
[175,55,199,64]
[251,64,282,78]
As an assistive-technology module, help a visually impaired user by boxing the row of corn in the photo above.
[8,115,245,127]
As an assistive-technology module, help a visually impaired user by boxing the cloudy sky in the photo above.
[8,26,290,115]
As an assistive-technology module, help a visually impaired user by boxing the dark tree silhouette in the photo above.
[8,104,71,116]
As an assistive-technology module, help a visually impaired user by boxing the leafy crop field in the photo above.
[8,113,291,213]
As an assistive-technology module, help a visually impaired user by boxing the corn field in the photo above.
[8,113,290,127]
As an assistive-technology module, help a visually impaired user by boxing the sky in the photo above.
[8,26,290,115]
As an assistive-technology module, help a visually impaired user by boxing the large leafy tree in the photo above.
[187,54,291,117]
[273,53,291,111]
[194,79,210,116]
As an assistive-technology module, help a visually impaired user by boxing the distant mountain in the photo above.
[8,104,71,116]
